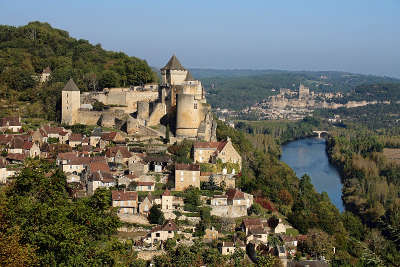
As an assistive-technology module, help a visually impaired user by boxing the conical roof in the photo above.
[161,54,186,71]
[62,78,80,91]
[184,71,195,81]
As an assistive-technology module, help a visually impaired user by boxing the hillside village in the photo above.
[0,56,326,266]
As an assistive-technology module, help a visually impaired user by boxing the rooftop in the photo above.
[62,78,80,91]
[161,55,186,71]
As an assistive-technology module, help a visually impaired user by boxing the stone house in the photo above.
[88,171,115,195]
[6,153,26,163]
[112,190,138,215]
[40,66,51,83]
[0,158,16,184]
[211,174,236,189]
[143,154,171,172]
[210,189,253,218]
[101,132,126,147]
[139,193,154,216]
[118,174,138,188]
[105,146,132,164]
[193,137,242,169]
[161,189,184,212]
[211,195,228,206]
[69,133,83,147]
[226,188,253,208]
[246,226,269,244]
[0,117,22,133]
[220,241,246,255]
[23,142,40,158]
[241,218,265,235]
[174,163,200,191]
[136,181,155,191]
[144,220,178,244]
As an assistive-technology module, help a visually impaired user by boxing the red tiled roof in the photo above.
[57,152,78,161]
[175,163,200,171]
[124,174,137,180]
[42,125,65,135]
[22,141,33,150]
[193,141,227,152]
[0,134,13,145]
[105,146,131,158]
[137,181,154,186]
[91,171,114,182]
[101,132,117,141]
[242,218,263,228]
[112,190,138,201]
[69,133,83,142]
[89,161,110,173]
[226,188,245,201]
[0,117,21,127]
[151,220,177,233]
[6,153,26,161]
[81,145,92,152]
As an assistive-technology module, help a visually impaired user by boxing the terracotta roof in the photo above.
[42,125,66,135]
[81,145,92,152]
[6,153,26,161]
[248,226,267,235]
[175,163,200,171]
[0,134,13,145]
[22,141,33,150]
[193,141,227,152]
[105,146,131,158]
[226,188,245,201]
[143,154,171,163]
[137,181,154,186]
[151,220,178,233]
[112,190,138,201]
[89,161,110,173]
[161,55,186,71]
[91,171,114,182]
[242,218,263,228]
[69,133,83,142]
[101,132,117,141]
[63,78,80,91]
[124,174,137,180]
[57,152,78,161]
[0,117,21,127]
[162,189,171,196]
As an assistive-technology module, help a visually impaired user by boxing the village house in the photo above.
[0,134,14,147]
[118,173,138,188]
[68,133,83,148]
[88,170,115,195]
[174,163,200,191]
[6,153,26,163]
[226,188,253,208]
[160,189,184,212]
[0,117,22,133]
[193,137,242,168]
[144,220,178,244]
[143,154,171,172]
[100,132,126,147]
[105,146,132,164]
[136,181,155,192]
[40,125,70,144]
[40,66,51,83]
[246,226,269,244]
[210,188,253,218]
[138,193,154,216]
[0,157,16,184]
[220,240,246,255]
[111,190,138,215]
[241,218,266,235]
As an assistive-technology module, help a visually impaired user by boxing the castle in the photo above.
[61,55,216,141]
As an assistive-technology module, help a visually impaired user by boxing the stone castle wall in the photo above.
[210,205,248,218]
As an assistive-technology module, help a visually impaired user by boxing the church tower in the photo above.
[61,78,80,125]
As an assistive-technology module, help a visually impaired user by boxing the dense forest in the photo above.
[193,69,400,110]
[0,21,156,121]
[326,129,400,265]
[315,103,400,130]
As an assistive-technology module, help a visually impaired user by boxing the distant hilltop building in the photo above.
[298,83,310,99]
[61,54,216,142]
[40,67,51,83]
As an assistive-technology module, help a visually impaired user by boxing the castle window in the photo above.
[194,103,198,109]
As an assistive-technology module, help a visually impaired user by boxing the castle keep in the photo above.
[61,55,216,141]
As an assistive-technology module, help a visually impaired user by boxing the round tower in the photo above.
[176,94,202,138]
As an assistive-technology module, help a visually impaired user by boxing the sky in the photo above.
[1,0,399,77]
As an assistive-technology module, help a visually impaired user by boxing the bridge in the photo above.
[313,130,329,138]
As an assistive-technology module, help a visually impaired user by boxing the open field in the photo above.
[383,148,400,164]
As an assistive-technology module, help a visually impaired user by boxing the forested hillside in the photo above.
[0,21,156,121]
[193,69,400,110]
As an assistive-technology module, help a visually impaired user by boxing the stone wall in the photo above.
[77,110,102,125]
[148,102,166,126]
[210,205,248,218]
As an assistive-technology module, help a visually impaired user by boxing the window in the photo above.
[148,186,151,190]
[194,103,198,109]
[180,177,184,182]
[156,233,160,237]
[168,231,172,233]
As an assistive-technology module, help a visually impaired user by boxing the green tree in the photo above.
[148,205,164,225]
[99,70,119,88]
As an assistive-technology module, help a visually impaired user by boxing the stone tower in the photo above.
[161,54,188,86]
[176,71,209,139]
[61,78,81,125]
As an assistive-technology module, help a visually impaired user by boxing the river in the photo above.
[280,137,344,212]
